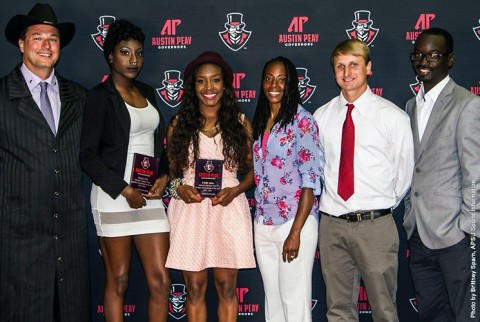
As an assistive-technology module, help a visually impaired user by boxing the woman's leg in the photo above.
[213,268,239,322]
[183,270,208,322]
[99,236,133,322]
[134,232,171,322]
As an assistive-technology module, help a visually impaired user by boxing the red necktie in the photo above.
[338,103,355,201]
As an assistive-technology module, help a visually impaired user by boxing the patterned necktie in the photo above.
[338,103,355,201]
[39,81,56,135]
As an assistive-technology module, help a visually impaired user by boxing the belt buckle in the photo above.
[346,211,362,222]
[353,210,364,222]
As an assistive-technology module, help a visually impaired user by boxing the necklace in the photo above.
[200,124,220,133]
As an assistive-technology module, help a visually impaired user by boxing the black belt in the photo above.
[321,209,391,222]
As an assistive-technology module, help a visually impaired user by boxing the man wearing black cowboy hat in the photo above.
[0,3,90,321]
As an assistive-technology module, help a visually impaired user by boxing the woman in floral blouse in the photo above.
[252,56,324,322]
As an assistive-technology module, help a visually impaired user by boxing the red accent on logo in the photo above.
[414,14,436,30]
[288,16,309,33]
[161,19,182,35]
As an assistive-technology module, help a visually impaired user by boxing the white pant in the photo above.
[254,215,318,322]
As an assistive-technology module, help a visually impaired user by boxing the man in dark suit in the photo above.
[0,3,91,321]
[403,27,480,321]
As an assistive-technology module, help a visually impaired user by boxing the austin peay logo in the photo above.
[91,15,115,50]
[278,16,319,47]
[140,157,151,170]
[152,19,192,50]
[204,160,215,173]
[233,72,256,103]
[410,76,422,95]
[346,10,379,46]
[297,67,316,103]
[157,70,184,108]
[473,18,480,40]
[219,13,252,51]
[470,81,480,95]
[406,13,436,42]
[169,284,187,320]
[358,284,372,314]
[97,304,136,317]
[370,87,384,97]
[237,287,260,316]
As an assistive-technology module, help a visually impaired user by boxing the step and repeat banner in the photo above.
[1,0,479,321]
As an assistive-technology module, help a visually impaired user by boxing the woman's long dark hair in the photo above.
[168,64,249,174]
[252,57,301,140]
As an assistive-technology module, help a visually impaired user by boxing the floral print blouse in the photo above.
[253,105,324,225]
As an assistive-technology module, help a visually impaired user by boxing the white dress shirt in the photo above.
[313,87,414,216]
[21,64,61,132]
[415,75,450,141]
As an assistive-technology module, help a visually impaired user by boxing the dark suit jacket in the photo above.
[80,77,167,199]
[0,65,91,321]
[403,79,480,249]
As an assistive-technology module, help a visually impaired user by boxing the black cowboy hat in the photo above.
[184,51,234,83]
[5,3,75,48]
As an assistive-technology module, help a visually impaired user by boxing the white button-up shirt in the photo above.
[313,87,414,216]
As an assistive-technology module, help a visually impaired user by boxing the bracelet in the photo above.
[169,178,185,199]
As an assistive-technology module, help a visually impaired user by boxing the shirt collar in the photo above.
[416,75,450,105]
[339,86,372,116]
[20,64,58,94]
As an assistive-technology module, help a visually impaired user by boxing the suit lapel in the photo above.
[57,74,80,137]
[9,66,54,133]
[408,100,421,161]
[417,80,455,159]
[105,77,130,139]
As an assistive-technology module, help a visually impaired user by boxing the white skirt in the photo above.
[91,184,170,237]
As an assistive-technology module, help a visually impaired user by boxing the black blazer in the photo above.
[80,77,167,199]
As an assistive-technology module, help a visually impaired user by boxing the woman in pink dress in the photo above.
[166,51,256,322]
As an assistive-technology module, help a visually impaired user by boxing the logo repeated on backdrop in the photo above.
[152,19,193,50]
[296,67,316,103]
[97,304,136,318]
[370,87,384,97]
[237,287,260,317]
[470,81,480,95]
[278,16,319,47]
[233,72,257,103]
[346,10,379,46]
[405,13,436,42]
[358,284,372,314]
[410,76,422,96]
[473,18,480,40]
[219,13,252,51]
[91,15,115,50]
[156,70,184,108]
[169,284,187,320]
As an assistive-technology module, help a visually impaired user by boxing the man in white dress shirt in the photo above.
[314,39,414,322]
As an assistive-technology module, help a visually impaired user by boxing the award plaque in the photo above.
[130,153,160,194]
[194,159,223,197]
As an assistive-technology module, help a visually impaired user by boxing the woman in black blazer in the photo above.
[80,19,170,322]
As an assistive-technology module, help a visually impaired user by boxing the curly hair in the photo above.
[252,57,301,140]
[102,19,145,66]
[168,64,249,174]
